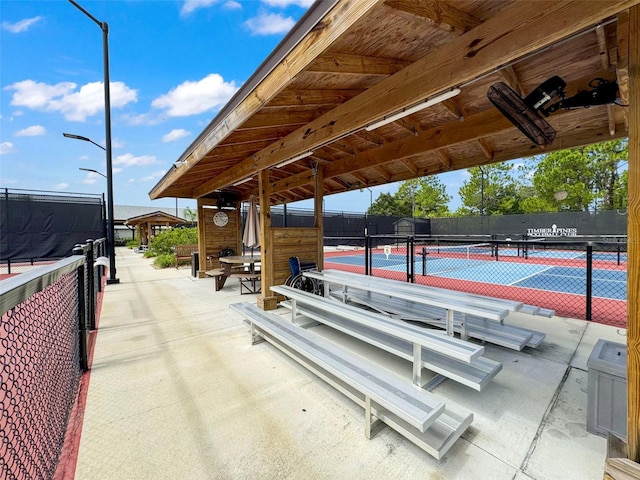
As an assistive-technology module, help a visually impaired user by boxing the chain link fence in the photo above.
[0,238,105,480]
[324,235,627,327]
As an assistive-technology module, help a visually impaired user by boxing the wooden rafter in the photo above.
[307,52,412,76]
[385,0,482,34]
[191,1,637,198]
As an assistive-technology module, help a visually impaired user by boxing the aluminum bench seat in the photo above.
[335,289,545,350]
[271,285,501,392]
[230,302,473,460]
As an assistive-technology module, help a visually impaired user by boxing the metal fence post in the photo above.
[365,235,370,276]
[407,236,415,283]
[85,239,96,330]
[586,243,593,321]
[73,246,89,371]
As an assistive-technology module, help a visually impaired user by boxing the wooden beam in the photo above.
[627,4,640,463]
[498,65,525,96]
[350,171,369,186]
[596,24,618,136]
[401,158,418,176]
[385,0,482,34]
[192,0,638,198]
[477,138,494,160]
[374,165,392,181]
[267,89,364,107]
[307,52,412,76]
[270,121,628,199]
[618,10,631,131]
[436,150,452,170]
[441,98,465,121]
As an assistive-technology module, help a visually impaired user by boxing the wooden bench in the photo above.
[174,244,198,269]
[229,302,473,460]
[205,268,226,291]
[271,285,502,391]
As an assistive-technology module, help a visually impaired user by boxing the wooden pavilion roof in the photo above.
[124,211,186,227]
[149,0,636,206]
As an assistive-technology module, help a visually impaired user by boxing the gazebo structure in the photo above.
[149,0,639,465]
[124,211,187,246]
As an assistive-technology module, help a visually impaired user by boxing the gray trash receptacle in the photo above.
[586,339,627,440]
[191,251,199,278]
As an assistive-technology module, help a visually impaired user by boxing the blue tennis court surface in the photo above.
[325,253,627,301]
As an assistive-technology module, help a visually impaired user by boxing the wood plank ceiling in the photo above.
[149,0,637,206]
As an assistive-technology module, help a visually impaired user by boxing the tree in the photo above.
[456,163,523,216]
[368,192,405,216]
[369,177,451,217]
[183,206,197,222]
[590,139,628,210]
[523,139,628,212]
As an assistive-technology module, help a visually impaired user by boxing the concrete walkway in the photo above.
[74,247,627,479]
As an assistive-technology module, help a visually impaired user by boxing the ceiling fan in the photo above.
[487,75,620,146]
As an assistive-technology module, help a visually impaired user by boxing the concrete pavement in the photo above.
[73,247,626,479]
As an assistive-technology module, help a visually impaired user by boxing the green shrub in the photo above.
[148,227,198,256]
[153,253,176,269]
[125,239,139,249]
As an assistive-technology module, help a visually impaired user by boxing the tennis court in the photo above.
[324,243,627,326]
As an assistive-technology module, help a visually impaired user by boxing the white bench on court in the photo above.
[271,285,502,392]
[230,302,473,460]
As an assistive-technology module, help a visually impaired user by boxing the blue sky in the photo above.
[1,0,468,213]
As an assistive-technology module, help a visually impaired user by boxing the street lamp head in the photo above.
[79,167,107,178]
[63,132,106,151]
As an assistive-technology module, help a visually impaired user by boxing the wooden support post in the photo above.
[258,169,277,310]
[627,3,640,464]
[196,198,207,278]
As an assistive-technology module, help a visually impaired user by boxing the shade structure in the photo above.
[242,195,260,255]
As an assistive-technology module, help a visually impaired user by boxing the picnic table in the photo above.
[206,255,261,292]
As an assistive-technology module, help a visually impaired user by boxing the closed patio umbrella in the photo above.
[242,195,260,256]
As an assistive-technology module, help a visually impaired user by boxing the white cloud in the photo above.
[0,142,15,155]
[245,13,295,35]
[113,153,159,167]
[152,74,237,117]
[181,0,218,16]
[113,167,123,174]
[15,125,46,137]
[2,16,42,33]
[162,129,191,143]
[122,112,161,126]
[5,80,138,122]
[81,172,102,185]
[141,170,167,182]
[261,0,314,8]
[224,1,242,9]
[54,182,69,190]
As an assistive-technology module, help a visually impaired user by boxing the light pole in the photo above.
[67,0,119,284]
